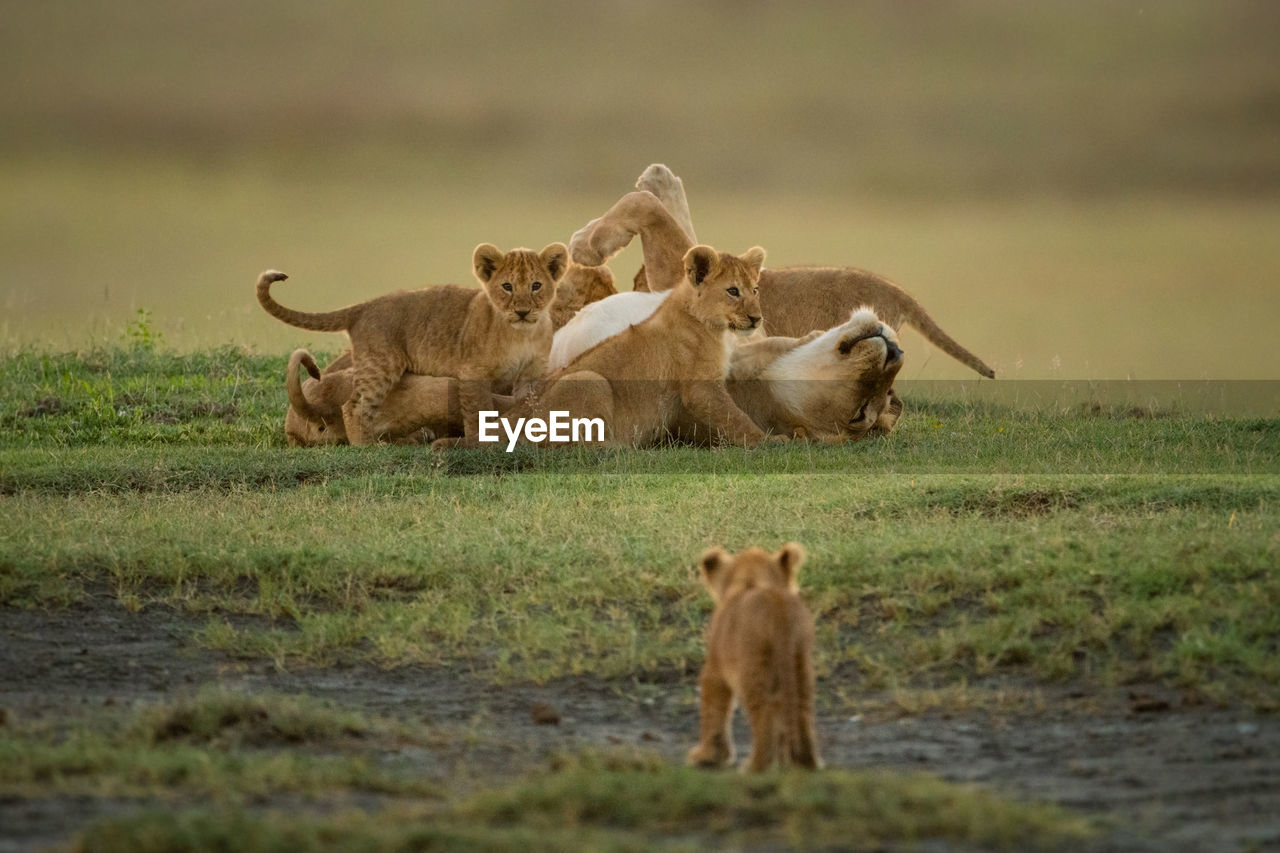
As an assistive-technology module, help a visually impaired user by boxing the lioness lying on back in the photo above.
[286,305,902,448]
[574,165,996,378]
[258,242,568,445]
[286,304,902,448]
[434,243,773,449]
[689,543,821,772]
[553,297,903,442]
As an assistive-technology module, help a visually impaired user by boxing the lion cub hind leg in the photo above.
[348,352,406,446]
[741,694,784,773]
[687,669,736,768]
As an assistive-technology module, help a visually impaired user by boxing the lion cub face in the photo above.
[683,245,765,335]
[690,543,821,772]
[473,242,569,329]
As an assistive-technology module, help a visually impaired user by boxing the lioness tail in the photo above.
[903,299,996,379]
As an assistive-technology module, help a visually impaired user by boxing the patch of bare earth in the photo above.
[1,601,1276,852]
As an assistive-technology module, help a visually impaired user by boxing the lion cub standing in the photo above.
[453,244,772,449]
[689,543,821,772]
[258,242,567,445]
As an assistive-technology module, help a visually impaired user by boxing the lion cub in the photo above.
[689,543,821,772]
[452,244,773,449]
[284,349,458,447]
[258,242,567,444]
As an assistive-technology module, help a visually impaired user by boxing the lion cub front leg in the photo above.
[687,667,736,768]
[349,356,404,446]
[679,380,771,447]
[456,368,496,441]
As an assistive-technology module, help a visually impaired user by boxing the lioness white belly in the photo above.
[549,290,670,371]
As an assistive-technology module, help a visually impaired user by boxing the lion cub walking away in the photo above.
[257,242,567,445]
[689,543,821,772]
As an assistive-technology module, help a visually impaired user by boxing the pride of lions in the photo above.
[257,164,994,770]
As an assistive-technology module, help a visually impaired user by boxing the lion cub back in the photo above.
[691,543,821,772]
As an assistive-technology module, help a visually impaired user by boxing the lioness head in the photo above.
[699,542,806,605]
[473,242,569,329]
[763,308,905,440]
[683,245,765,336]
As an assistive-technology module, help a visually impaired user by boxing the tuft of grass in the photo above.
[463,752,1093,850]
[0,733,438,802]
[131,688,389,749]
[0,690,440,801]
[60,752,1093,853]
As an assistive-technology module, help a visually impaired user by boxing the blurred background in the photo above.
[2,0,1276,378]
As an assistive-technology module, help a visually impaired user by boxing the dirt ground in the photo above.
[1,603,1277,853]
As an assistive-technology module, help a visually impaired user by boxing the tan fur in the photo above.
[756,266,993,378]
[689,543,821,772]
[284,349,351,447]
[553,296,905,443]
[575,168,995,379]
[283,263,613,448]
[721,311,903,442]
[289,321,900,448]
[635,163,697,243]
[548,262,617,331]
[437,244,773,449]
[257,242,568,445]
[284,350,468,447]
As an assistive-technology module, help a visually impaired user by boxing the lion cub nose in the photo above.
[885,340,903,361]
[747,315,761,328]
[515,309,531,320]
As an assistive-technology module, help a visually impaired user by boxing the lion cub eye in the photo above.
[726,287,740,297]
[501,282,513,292]
[531,281,542,292]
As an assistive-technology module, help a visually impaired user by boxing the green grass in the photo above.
[2,347,1277,705]
[1,690,440,802]
[49,747,1092,853]
[1,690,1092,850]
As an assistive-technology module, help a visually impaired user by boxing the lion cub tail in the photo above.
[286,348,346,425]
[257,270,360,332]
[902,298,996,379]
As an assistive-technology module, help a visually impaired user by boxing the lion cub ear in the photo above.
[775,542,806,587]
[740,246,766,278]
[473,243,506,284]
[684,245,720,288]
[539,243,569,283]
[698,547,731,600]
